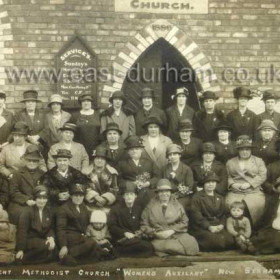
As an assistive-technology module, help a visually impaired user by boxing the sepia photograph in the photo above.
[0,0,279,279]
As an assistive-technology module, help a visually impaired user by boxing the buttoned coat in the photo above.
[226,109,260,140]
[48,141,89,174]
[212,140,238,164]
[166,104,195,141]
[141,134,173,170]
[135,106,167,136]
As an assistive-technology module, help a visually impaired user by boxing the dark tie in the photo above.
[162,205,167,216]
[153,147,156,154]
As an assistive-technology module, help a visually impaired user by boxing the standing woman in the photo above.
[226,87,260,140]
[72,93,101,156]
[101,91,135,141]
[190,172,235,251]
[141,116,173,170]
[166,87,195,142]
[39,94,71,149]
[15,185,55,265]
[0,92,14,148]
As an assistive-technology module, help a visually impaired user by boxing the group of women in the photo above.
[0,85,280,265]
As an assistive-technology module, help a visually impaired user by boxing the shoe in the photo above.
[60,255,77,267]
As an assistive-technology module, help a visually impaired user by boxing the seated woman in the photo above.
[8,145,45,225]
[190,172,235,251]
[175,119,202,166]
[162,143,194,213]
[226,135,267,227]
[0,121,46,180]
[15,185,55,265]
[141,116,173,170]
[141,179,199,257]
[212,121,237,164]
[108,182,154,258]
[253,119,279,165]
[252,178,280,254]
[191,142,228,196]
[85,146,118,213]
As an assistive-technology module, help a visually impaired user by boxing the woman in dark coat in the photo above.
[190,172,235,251]
[15,185,55,264]
[193,91,225,142]
[191,142,228,196]
[175,119,202,166]
[72,93,101,157]
[108,182,154,257]
[8,145,45,225]
[226,87,260,140]
[166,87,195,142]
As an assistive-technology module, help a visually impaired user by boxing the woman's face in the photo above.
[260,128,275,141]
[35,197,48,208]
[176,94,187,106]
[25,101,37,111]
[25,159,40,170]
[238,148,252,159]
[147,124,160,137]
[81,100,92,110]
[62,130,74,142]
[204,180,217,193]
[142,97,153,107]
[203,99,215,111]
[106,130,120,144]
[238,97,249,107]
[158,190,171,203]
[56,157,70,172]
[112,98,123,109]
[202,152,215,163]
[168,152,181,164]
[71,194,84,205]
[123,192,136,205]
[128,147,142,160]
[265,99,276,111]
[218,130,230,142]
[51,102,61,113]
[179,130,192,141]
[13,134,26,146]
[93,157,106,168]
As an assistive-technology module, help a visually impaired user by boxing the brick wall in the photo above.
[1,0,280,113]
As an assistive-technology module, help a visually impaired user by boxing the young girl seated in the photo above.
[226,201,256,254]
[86,210,116,260]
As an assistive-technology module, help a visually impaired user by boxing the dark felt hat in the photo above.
[0,92,6,99]
[200,171,220,185]
[92,146,108,159]
[53,149,72,159]
[123,181,137,194]
[214,121,232,133]
[78,93,93,103]
[23,145,42,161]
[233,87,252,100]
[11,121,29,135]
[202,142,216,154]
[59,123,77,133]
[166,144,182,156]
[236,135,254,149]
[21,90,41,102]
[109,91,126,105]
[124,135,144,150]
[178,119,194,132]
[156,179,174,192]
[262,90,280,101]
[141,88,155,99]
[142,116,163,130]
[102,122,123,137]
[70,183,85,195]
[34,185,48,198]
[200,91,219,102]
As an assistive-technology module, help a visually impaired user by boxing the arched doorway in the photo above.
[121,38,201,113]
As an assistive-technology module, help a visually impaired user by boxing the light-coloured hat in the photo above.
[90,210,107,223]
[48,94,63,107]
[156,179,174,192]
[257,119,278,132]
[166,144,182,156]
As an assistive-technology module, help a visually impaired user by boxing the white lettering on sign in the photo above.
[115,0,208,14]
[60,49,91,61]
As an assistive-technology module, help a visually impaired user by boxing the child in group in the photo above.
[226,201,256,254]
[0,205,16,264]
[86,210,116,260]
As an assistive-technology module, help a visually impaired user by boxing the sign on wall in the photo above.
[115,0,208,14]
[56,35,97,108]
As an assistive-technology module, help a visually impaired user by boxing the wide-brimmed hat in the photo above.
[202,142,216,154]
[142,116,163,130]
[123,181,137,194]
[124,135,144,150]
[141,88,155,99]
[102,122,122,137]
[200,91,219,102]
[78,93,93,103]
[48,94,63,107]
[11,121,29,135]
[70,183,85,195]
[172,87,189,100]
[90,210,107,223]
[59,123,76,133]
[214,121,232,133]
[22,145,42,161]
[109,91,126,105]
[233,87,252,100]
[92,146,108,159]
[200,171,220,185]
[53,149,72,159]
[236,135,254,149]
[0,92,6,100]
[262,90,280,101]
[34,185,48,199]
[178,119,194,132]
[156,179,174,192]
[257,119,278,132]
[166,144,182,156]
[21,90,42,103]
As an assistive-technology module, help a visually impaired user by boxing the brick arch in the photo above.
[103,19,220,102]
